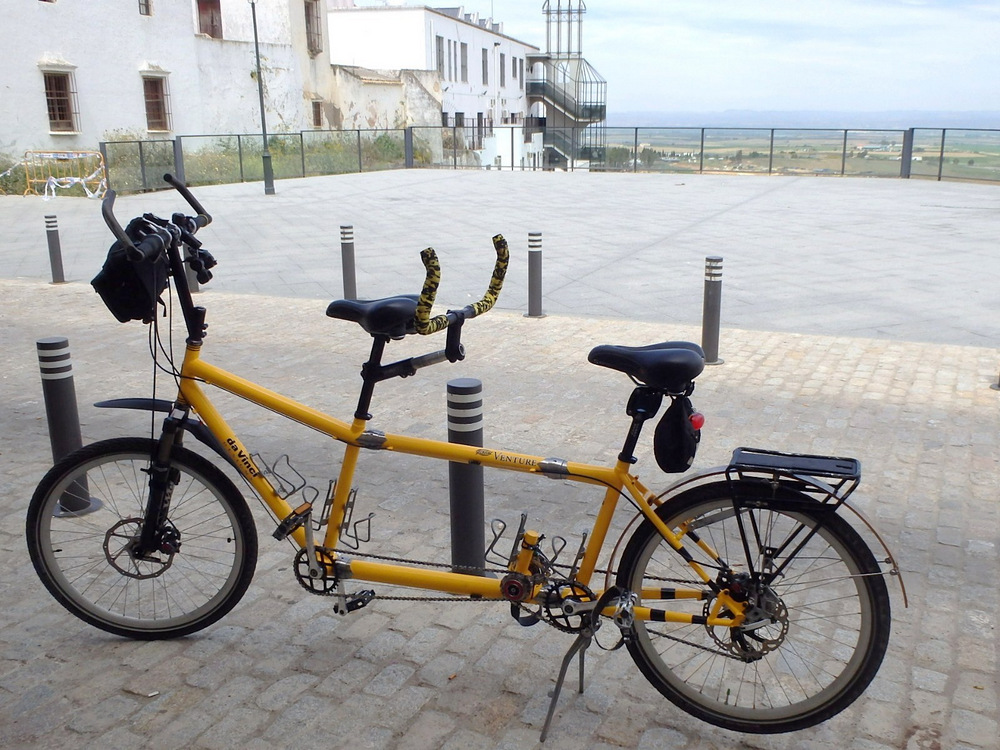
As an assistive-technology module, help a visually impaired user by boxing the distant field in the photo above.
[598,127,1000,180]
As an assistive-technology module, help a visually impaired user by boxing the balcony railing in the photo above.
[526,80,606,125]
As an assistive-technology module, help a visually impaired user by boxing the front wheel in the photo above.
[26,437,258,639]
[617,481,891,733]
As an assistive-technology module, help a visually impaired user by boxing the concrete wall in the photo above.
[327,6,539,127]
[2,0,335,156]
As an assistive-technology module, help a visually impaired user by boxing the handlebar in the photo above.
[414,234,509,335]
[101,174,211,262]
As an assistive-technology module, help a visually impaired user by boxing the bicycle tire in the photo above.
[617,480,890,733]
[26,437,258,640]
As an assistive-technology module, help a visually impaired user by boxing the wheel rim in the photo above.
[35,450,246,633]
[628,499,877,725]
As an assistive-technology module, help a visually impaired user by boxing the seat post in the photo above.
[354,335,388,420]
[618,386,663,464]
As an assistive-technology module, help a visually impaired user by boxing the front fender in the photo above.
[94,398,231,465]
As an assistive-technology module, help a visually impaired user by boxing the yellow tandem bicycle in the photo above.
[26,175,902,740]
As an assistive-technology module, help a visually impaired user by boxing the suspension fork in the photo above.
[135,405,190,556]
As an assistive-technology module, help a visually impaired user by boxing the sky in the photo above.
[356,1,1000,119]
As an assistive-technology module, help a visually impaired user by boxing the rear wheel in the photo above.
[26,437,257,639]
[617,481,890,733]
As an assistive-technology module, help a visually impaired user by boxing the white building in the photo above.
[327,5,539,135]
[2,0,336,157]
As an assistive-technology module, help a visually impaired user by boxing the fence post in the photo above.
[447,378,486,573]
[768,129,775,175]
[633,127,639,172]
[701,257,724,365]
[937,129,946,181]
[526,232,544,318]
[44,216,66,284]
[238,135,246,183]
[900,128,914,178]
[404,127,414,168]
[340,225,357,299]
[357,130,363,173]
[841,130,849,176]
[699,128,706,173]
[37,338,97,514]
[138,140,149,192]
[299,132,306,178]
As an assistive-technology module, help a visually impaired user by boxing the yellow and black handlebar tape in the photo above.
[415,247,447,334]
[414,234,509,335]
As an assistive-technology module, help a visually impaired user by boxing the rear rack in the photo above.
[726,447,861,506]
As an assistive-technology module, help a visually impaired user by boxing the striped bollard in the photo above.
[340,225,357,300]
[45,215,66,284]
[36,338,98,514]
[447,378,486,574]
[701,256,724,365]
[526,231,544,318]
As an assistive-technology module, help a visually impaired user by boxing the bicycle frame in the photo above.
[174,342,746,628]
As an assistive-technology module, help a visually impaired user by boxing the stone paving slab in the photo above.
[2,170,999,347]
[0,277,997,749]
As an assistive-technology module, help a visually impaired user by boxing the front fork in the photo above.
[135,405,189,557]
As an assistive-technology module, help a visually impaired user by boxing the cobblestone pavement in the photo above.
[1,172,998,749]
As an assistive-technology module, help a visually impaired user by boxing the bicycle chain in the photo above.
[330,548,710,642]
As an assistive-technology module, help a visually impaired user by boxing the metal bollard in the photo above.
[340,225,357,300]
[526,232,544,318]
[45,215,66,284]
[701,256,724,365]
[447,378,486,574]
[36,338,98,515]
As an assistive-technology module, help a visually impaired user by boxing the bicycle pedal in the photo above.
[272,502,312,540]
[335,588,376,614]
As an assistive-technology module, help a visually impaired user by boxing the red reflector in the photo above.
[689,412,705,430]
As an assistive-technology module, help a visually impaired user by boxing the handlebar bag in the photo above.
[91,218,169,323]
[653,395,701,473]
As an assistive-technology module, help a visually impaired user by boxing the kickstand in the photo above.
[540,630,592,742]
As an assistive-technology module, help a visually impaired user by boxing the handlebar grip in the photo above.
[468,234,508,319]
[127,227,171,262]
[164,173,212,227]
[414,247,449,335]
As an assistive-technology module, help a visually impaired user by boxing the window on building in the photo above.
[197,0,222,39]
[436,36,445,77]
[519,58,524,90]
[500,53,506,87]
[312,101,324,128]
[447,40,453,81]
[138,0,152,15]
[304,0,323,56]
[482,48,488,85]
[455,112,464,129]
[460,43,468,83]
[43,71,78,132]
[512,56,517,80]
[441,111,449,127]
[143,76,171,131]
